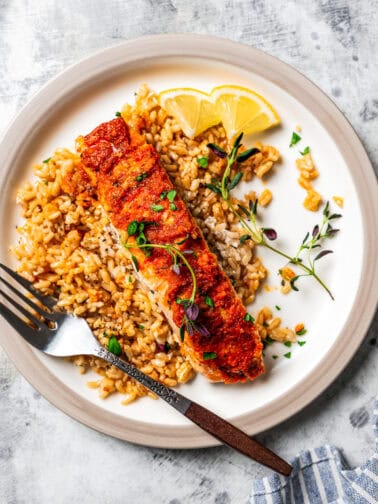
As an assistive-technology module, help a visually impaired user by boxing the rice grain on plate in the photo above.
[14,84,293,403]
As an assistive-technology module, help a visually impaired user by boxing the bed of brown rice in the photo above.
[13,84,297,404]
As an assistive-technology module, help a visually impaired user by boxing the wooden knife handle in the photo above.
[185,401,292,476]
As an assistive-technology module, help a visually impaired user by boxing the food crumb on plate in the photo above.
[333,195,344,208]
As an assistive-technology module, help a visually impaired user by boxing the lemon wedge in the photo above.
[211,85,280,140]
[158,88,220,138]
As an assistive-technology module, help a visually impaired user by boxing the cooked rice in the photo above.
[13,84,296,404]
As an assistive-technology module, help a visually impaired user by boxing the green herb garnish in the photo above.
[131,254,139,271]
[128,276,133,283]
[283,352,291,359]
[137,324,144,330]
[297,340,307,346]
[160,190,168,199]
[284,341,292,347]
[107,335,122,356]
[275,305,281,311]
[203,351,217,360]
[272,355,278,360]
[289,132,301,147]
[197,156,209,168]
[240,234,251,244]
[128,221,139,236]
[115,111,122,117]
[244,313,255,323]
[123,223,210,338]
[167,190,177,203]
[205,295,214,308]
[151,204,164,212]
[42,157,51,164]
[136,172,148,182]
[206,132,340,299]
[169,203,177,211]
[300,146,310,156]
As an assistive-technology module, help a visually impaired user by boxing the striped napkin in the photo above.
[247,397,378,503]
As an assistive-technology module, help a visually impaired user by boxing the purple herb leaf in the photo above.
[156,343,165,353]
[185,303,199,321]
[314,249,333,261]
[185,319,194,336]
[195,323,211,337]
[263,228,278,241]
[207,143,227,158]
[312,225,320,238]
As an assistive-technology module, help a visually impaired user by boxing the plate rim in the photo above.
[0,33,377,448]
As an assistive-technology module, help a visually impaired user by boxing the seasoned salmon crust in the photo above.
[74,118,264,383]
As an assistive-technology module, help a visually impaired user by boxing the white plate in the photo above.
[0,35,377,448]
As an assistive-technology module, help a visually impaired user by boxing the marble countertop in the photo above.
[1,1,377,503]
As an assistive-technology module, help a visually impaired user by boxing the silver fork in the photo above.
[0,263,292,476]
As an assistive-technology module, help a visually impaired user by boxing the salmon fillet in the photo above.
[75,118,264,383]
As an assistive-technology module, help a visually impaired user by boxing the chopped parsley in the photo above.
[167,190,177,202]
[284,341,292,347]
[137,324,144,330]
[107,335,122,356]
[127,220,139,236]
[289,132,301,147]
[169,203,177,211]
[203,351,217,360]
[205,295,214,308]
[151,204,164,212]
[42,157,51,164]
[128,276,133,283]
[244,313,255,323]
[115,111,122,117]
[272,355,278,360]
[275,305,281,311]
[197,156,209,168]
[297,340,307,346]
[300,146,310,156]
[283,352,291,359]
[136,172,148,182]
[160,190,168,199]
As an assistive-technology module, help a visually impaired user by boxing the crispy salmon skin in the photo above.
[75,118,264,383]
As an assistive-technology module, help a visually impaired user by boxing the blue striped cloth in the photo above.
[248,397,378,503]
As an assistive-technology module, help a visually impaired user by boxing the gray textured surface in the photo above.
[0,1,377,503]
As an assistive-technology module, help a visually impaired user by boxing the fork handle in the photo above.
[95,347,292,476]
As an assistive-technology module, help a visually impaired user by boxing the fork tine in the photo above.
[0,275,55,320]
[0,288,48,330]
[0,302,47,350]
[0,263,56,308]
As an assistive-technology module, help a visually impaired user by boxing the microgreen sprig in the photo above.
[123,220,210,339]
[206,135,341,299]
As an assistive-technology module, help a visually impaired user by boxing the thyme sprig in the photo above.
[123,220,209,339]
[206,135,341,299]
